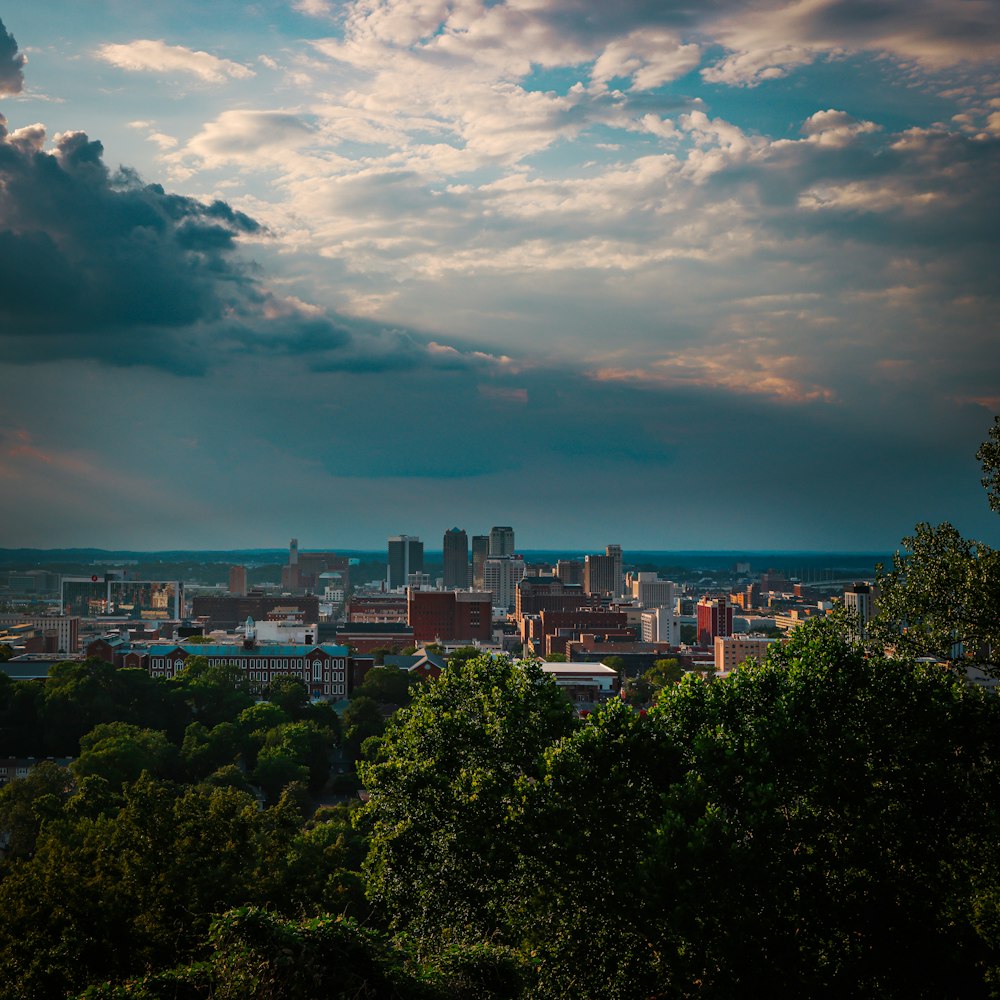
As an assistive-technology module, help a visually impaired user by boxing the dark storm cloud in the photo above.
[0,18,25,96]
[0,120,261,367]
[0,116,513,376]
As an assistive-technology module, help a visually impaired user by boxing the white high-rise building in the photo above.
[483,555,526,611]
[641,606,680,646]
[843,582,876,639]
[630,573,676,609]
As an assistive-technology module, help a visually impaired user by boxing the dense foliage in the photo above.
[360,626,1000,998]
[870,415,1000,672]
[2,417,998,998]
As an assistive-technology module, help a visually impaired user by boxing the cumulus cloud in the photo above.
[0,119,263,369]
[294,0,336,16]
[181,109,318,169]
[0,17,26,96]
[591,30,702,91]
[800,109,880,147]
[703,0,1000,85]
[96,39,255,83]
[0,113,520,378]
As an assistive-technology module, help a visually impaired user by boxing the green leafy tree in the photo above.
[171,657,255,728]
[351,666,417,707]
[513,619,1000,997]
[359,655,578,949]
[0,674,45,756]
[870,521,1000,670]
[181,721,241,780]
[870,415,1000,674]
[204,763,254,796]
[622,657,684,706]
[977,413,1000,514]
[72,722,178,788]
[342,695,386,753]
[263,720,335,793]
[265,675,310,719]
[42,659,184,755]
[0,760,72,861]
[447,646,481,670]
[252,750,309,805]
[0,775,275,996]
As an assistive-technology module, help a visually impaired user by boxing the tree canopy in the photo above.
[871,415,1000,673]
[357,626,1000,997]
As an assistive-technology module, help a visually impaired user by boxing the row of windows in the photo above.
[149,657,345,671]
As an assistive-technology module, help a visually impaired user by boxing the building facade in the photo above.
[0,615,80,654]
[843,582,876,639]
[144,638,349,699]
[408,590,493,643]
[229,565,248,597]
[584,554,617,597]
[488,526,515,558]
[387,535,424,590]
[442,528,470,589]
[640,606,680,646]
[471,535,490,589]
[696,596,734,647]
[714,635,777,673]
[483,556,526,611]
[192,595,320,630]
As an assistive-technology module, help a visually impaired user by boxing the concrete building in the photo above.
[192,595,320,631]
[345,594,408,623]
[538,661,619,708]
[388,535,423,590]
[483,556,526,612]
[61,577,183,620]
[489,526,515,558]
[515,576,587,621]
[471,535,490,589]
[606,544,624,597]
[641,606,680,646]
[555,559,584,586]
[332,622,415,654]
[281,540,349,593]
[0,614,80,654]
[714,635,777,673]
[584,553,618,597]
[443,527,470,590]
[843,582,877,639]
[630,573,676,609]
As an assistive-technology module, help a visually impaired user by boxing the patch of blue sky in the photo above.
[700,54,956,138]
[519,131,651,178]
[519,63,591,96]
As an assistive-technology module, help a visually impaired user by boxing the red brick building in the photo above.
[697,596,734,647]
[515,576,588,622]
[407,590,492,643]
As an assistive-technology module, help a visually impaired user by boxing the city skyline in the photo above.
[0,3,998,552]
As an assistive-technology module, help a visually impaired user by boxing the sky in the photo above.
[0,0,998,553]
